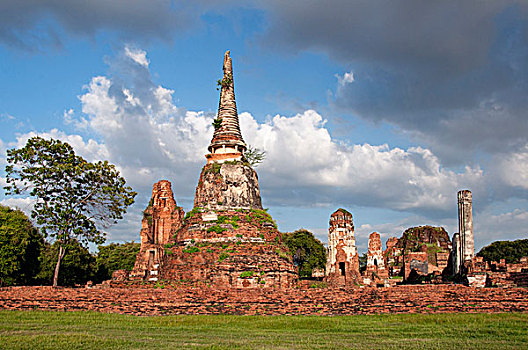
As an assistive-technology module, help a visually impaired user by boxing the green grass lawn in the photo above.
[0,311,526,349]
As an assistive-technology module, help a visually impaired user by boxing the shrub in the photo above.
[240,271,254,278]
[207,225,228,234]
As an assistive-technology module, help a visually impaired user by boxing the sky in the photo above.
[1,0,528,253]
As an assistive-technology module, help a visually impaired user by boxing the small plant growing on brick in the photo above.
[183,246,200,254]
[216,73,232,90]
[207,225,227,234]
[212,118,222,130]
[239,271,254,278]
[218,252,229,262]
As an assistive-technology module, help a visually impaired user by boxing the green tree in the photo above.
[477,239,528,264]
[37,240,96,286]
[358,253,367,273]
[95,242,140,283]
[0,205,44,286]
[283,229,327,278]
[5,137,136,287]
[244,145,266,167]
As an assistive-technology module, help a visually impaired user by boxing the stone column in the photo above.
[452,232,460,275]
[457,190,474,265]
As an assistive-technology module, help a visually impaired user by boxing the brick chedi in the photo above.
[130,180,184,281]
[325,208,360,286]
[132,51,297,289]
[363,232,389,284]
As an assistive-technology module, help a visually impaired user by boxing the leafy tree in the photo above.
[4,137,136,286]
[95,242,140,283]
[0,205,44,286]
[283,229,326,278]
[37,240,96,286]
[477,239,528,264]
[244,145,266,167]
[358,253,367,273]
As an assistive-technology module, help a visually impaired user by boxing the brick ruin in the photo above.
[130,180,184,281]
[467,256,528,288]
[130,51,297,288]
[363,232,389,285]
[325,208,359,286]
[385,226,452,281]
[121,54,526,292]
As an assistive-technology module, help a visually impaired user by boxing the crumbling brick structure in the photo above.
[130,180,184,281]
[363,232,389,284]
[385,226,452,281]
[131,51,297,288]
[385,237,402,276]
[325,208,360,286]
[466,256,528,288]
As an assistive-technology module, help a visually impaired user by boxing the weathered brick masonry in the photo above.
[1,285,527,316]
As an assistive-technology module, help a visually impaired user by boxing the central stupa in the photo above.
[131,51,297,288]
[206,50,246,163]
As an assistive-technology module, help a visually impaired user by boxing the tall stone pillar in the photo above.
[457,190,474,265]
[452,232,460,275]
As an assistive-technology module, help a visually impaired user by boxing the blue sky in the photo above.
[1,1,528,253]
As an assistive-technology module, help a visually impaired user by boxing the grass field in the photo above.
[0,311,527,349]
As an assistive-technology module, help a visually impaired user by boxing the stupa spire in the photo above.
[206,50,247,163]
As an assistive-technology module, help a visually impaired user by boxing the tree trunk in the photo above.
[52,244,66,287]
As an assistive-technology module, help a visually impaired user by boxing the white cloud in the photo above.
[474,207,528,250]
[10,129,109,163]
[336,71,354,88]
[124,45,149,67]
[495,144,528,190]
[240,109,483,213]
[0,197,36,217]
[4,45,521,244]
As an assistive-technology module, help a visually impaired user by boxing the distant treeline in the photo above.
[0,205,139,287]
[477,239,528,264]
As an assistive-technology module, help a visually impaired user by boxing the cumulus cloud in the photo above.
[474,206,528,250]
[9,129,109,163]
[6,45,524,242]
[494,144,528,190]
[239,110,483,216]
[0,197,36,217]
[259,1,528,164]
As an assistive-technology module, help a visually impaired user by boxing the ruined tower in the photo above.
[456,190,475,272]
[325,208,360,285]
[131,51,297,288]
[131,180,184,281]
[364,232,388,282]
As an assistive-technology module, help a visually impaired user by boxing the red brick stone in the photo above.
[1,285,527,316]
